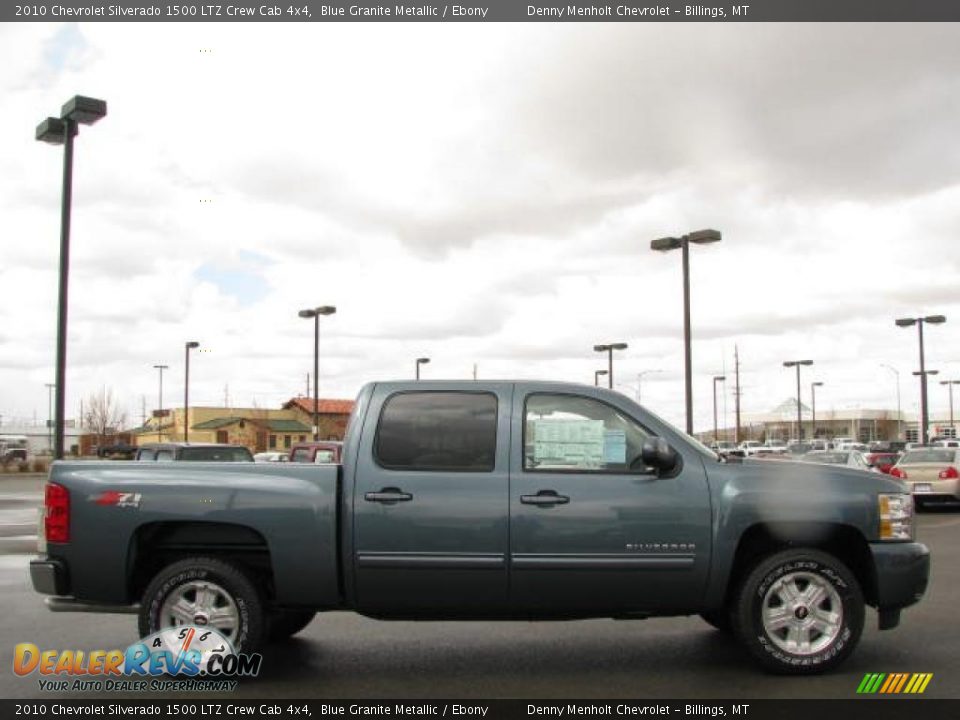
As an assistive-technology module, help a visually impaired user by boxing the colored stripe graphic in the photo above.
[858,673,932,694]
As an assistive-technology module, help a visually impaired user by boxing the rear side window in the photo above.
[136,450,155,462]
[375,392,497,472]
[179,447,253,462]
[290,448,310,463]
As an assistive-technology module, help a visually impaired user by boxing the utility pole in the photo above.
[473,363,477,380]
[306,373,310,398]
[734,345,742,444]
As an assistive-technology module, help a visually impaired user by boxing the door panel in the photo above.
[509,391,712,614]
[353,386,512,614]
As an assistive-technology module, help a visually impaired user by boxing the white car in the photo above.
[253,451,288,463]
[737,441,770,457]
[798,450,872,470]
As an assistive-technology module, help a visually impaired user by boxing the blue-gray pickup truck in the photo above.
[31,381,929,673]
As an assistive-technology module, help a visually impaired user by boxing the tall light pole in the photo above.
[593,343,628,389]
[183,341,199,443]
[36,96,107,459]
[45,383,55,453]
[415,357,430,381]
[651,229,722,434]
[594,369,608,387]
[942,380,960,439]
[635,369,662,404]
[811,381,823,443]
[298,306,337,440]
[783,360,814,441]
[712,375,726,442]
[153,364,168,441]
[880,364,902,441]
[896,315,946,445]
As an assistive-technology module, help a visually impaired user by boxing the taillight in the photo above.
[44,483,70,544]
[890,467,907,479]
[939,466,959,480]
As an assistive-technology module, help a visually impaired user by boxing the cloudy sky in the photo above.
[1,22,959,434]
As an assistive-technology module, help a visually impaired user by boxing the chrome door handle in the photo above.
[520,491,570,506]
[364,488,413,504]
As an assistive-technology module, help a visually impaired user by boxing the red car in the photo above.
[865,452,900,474]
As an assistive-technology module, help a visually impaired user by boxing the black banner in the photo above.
[1,700,958,720]
[5,0,960,23]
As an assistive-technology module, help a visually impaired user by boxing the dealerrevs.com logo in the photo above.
[14,626,262,693]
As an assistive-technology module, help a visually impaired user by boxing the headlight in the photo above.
[878,493,914,541]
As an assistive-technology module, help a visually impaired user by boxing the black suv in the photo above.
[134,443,253,462]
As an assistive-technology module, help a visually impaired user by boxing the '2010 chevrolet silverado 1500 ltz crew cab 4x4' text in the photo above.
[30,381,929,673]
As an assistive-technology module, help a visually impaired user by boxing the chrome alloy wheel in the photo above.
[159,580,240,642]
[761,571,843,655]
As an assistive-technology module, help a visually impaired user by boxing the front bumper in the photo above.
[870,541,930,611]
[30,557,69,596]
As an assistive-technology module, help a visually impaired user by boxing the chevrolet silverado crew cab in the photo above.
[30,381,929,674]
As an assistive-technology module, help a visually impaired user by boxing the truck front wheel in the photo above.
[733,549,864,674]
[138,557,267,653]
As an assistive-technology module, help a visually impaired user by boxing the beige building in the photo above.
[132,397,354,453]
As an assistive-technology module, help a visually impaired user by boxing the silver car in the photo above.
[891,448,960,506]
[798,450,871,471]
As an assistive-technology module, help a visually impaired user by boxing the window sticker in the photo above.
[603,429,627,464]
[532,419,605,467]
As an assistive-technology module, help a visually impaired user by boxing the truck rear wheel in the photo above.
[732,549,864,674]
[138,557,266,653]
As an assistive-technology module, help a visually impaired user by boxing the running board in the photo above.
[46,597,139,614]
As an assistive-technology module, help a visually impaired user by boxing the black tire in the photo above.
[268,609,317,641]
[138,557,267,653]
[700,609,732,633]
[732,549,864,674]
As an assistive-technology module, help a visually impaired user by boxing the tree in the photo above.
[83,387,127,446]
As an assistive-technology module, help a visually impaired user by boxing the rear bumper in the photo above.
[30,558,69,596]
[870,541,930,611]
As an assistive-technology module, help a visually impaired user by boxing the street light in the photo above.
[912,369,939,442]
[941,380,960,439]
[153,364,168,441]
[183,341,199,443]
[593,343,628,389]
[415,357,430,380]
[45,383,55,453]
[594,369,608,387]
[896,314,946,445]
[636,369,662,404]
[811,381,823,443]
[298,306,337,440]
[650,228,721,434]
[880,364,902,441]
[36,95,107,459]
[783,360,814,441]
[712,375,726,443]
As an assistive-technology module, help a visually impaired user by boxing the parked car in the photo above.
[253,451,288,463]
[134,443,253,462]
[288,441,343,464]
[890,448,960,506]
[798,450,872,471]
[932,439,960,449]
[786,442,812,456]
[709,441,738,456]
[869,441,907,454]
[30,380,928,675]
[864,452,900,475]
[736,440,770,457]
[763,441,788,454]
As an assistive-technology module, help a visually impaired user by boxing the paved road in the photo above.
[2,476,958,700]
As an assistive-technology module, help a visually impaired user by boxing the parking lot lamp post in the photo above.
[880,364,902,441]
[913,369,939,443]
[183,342,199,442]
[45,383,55,452]
[415,357,430,381]
[299,306,337,440]
[636,369,662,404]
[783,360,813,441]
[153,364,168,441]
[594,369,608,387]
[941,380,959,439]
[593,343,628,389]
[650,229,722,434]
[36,96,107,459]
[712,375,726,443]
[811,381,823,442]
[896,315,946,445]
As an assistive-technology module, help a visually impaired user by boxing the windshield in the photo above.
[901,449,956,464]
[180,447,253,462]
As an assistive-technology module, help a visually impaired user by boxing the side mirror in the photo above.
[640,437,679,474]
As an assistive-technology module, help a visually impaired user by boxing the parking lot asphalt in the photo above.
[1,475,957,700]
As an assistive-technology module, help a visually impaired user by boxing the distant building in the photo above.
[130,397,354,454]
